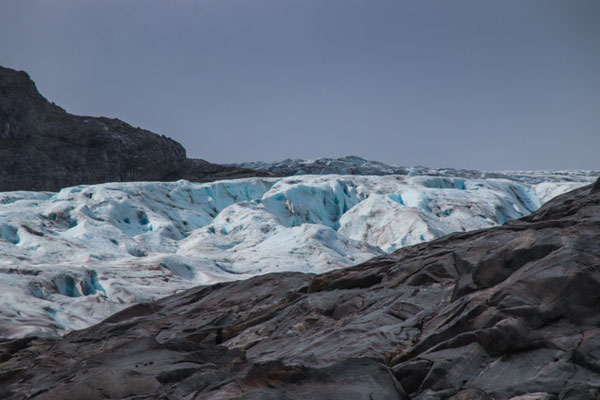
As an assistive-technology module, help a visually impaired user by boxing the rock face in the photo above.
[0,65,265,192]
[1,178,599,399]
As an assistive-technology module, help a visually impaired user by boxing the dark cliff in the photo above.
[0,66,266,192]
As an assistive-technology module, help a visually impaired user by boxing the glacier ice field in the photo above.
[0,173,594,337]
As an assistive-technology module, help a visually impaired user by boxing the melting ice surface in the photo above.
[0,173,595,337]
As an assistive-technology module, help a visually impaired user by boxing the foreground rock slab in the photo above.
[1,180,600,399]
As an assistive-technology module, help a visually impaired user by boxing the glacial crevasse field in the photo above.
[0,173,595,338]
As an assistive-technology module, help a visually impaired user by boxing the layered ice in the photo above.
[0,173,595,337]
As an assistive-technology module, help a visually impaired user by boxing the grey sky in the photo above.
[1,0,598,170]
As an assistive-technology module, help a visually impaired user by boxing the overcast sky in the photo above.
[1,1,598,170]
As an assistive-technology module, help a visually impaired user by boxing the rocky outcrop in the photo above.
[1,178,599,399]
[0,66,266,192]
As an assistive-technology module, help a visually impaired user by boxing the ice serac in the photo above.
[0,65,266,192]
[0,173,595,338]
[1,179,599,399]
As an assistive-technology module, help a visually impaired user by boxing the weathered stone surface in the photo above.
[1,180,599,398]
[0,65,267,192]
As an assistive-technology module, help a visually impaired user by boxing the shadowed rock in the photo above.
[0,65,268,192]
[1,180,599,398]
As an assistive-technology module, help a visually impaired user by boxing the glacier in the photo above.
[0,173,596,338]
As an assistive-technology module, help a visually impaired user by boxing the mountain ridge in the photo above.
[0,65,269,192]
[233,155,599,184]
